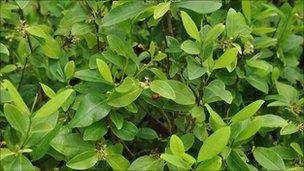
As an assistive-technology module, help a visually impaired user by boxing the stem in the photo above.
[120,57,129,83]
[120,140,135,159]
[165,12,173,36]
[159,108,172,133]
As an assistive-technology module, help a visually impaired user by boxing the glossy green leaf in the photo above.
[83,120,108,141]
[96,58,114,83]
[3,79,30,115]
[109,112,124,130]
[170,135,185,157]
[173,1,222,14]
[136,128,158,140]
[40,83,56,98]
[213,48,238,70]
[0,148,15,160]
[253,147,286,170]
[181,40,200,55]
[290,142,303,157]
[34,89,74,118]
[180,11,200,42]
[195,156,222,171]
[111,121,138,141]
[160,153,191,170]
[255,114,288,128]
[64,61,75,81]
[106,154,130,171]
[149,80,175,100]
[128,155,164,171]
[204,79,233,104]
[205,104,226,126]
[235,119,262,142]
[67,150,99,170]
[153,2,170,19]
[230,100,264,123]
[226,150,250,171]
[107,86,143,107]
[167,80,195,105]
[198,126,230,162]
[4,104,29,135]
[69,93,111,127]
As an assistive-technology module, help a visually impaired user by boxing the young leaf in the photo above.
[255,114,287,128]
[205,104,226,126]
[160,153,191,170]
[107,86,143,108]
[3,79,30,115]
[186,57,207,80]
[198,127,231,162]
[180,11,201,42]
[195,156,222,171]
[40,83,56,98]
[0,148,15,160]
[34,89,74,118]
[149,80,175,100]
[64,61,75,81]
[153,2,170,19]
[67,150,99,170]
[235,119,262,142]
[230,100,265,123]
[290,142,303,157]
[173,1,222,14]
[170,135,185,157]
[213,48,238,70]
[109,112,124,130]
[128,155,164,171]
[4,104,29,135]
[96,58,114,83]
[253,147,286,170]
[167,80,196,105]
[106,154,130,171]
[181,40,200,55]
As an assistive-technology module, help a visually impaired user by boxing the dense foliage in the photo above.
[0,0,303,170]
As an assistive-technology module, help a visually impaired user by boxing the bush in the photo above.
[0,0,303,170]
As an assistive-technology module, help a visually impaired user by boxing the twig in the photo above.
[159,108,172,133]
[120,140,135,159]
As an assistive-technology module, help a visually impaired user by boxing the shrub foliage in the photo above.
[0,0,303,170]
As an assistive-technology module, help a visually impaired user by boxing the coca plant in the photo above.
[0,0,303,170]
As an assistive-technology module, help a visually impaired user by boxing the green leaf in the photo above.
[136,128,158,140]
[102,1,148,27]
[7,155,36,171]
[276,81,298,102]
[230,100,265,123]
[182,153,196,165]
[153,2,170,19]
[226,8,251,38]
[246,75,269,93]
[253,147,286,170]
[255,114,288,128]
[109,112,124,130]
[69,93,111,127]
[242,1,251,22]
[235,119,262,142]
[51,133,94,156]
[96,58,114,83]
[3,79,30,115]
[203,23,225,44]
[34,89,73,118]
[116,77,138,93]
[167,80,196,105]
[205,104,226,126]
[170,135,185,157]
[71,23,92,36]
[290,142,303,157]
[195,156,222,171]
[180,11,201,42]
[213,48,238,70]
[106,154,130,171]
[173,1,222,14]
[252,36,277,49]
[107,86,143,108]
[198,126,230,162]
[111,121,138,141]
[186,57,207,80]
[83,120,108,141]
[41,36,61,59]
[128,155,164,171]
[160,153,191,170]
[0,43,9,56]
[204,79,233,104]
[107,35,127,57]
[280,123,299,135]
[181,40,200,55]
[67,150,99,170]
[64,61,75,81]
[40,83,56,98]
[4,104,29,135]
[26,25,48,38]
[0,148,15,160]
[149,80,175,100]
[226,150,250,171]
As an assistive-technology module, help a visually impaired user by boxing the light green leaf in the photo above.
[97,58,114,83]
[128,155,164,171]
[255,114,288,128]
[173,1,222,14]
[253,147,286,170]
[170,135,185,157]
[213,48,238,70]
[64,61,75,81]
[116,77,138,93]
[0,43,9,56]
[198,127,230,162]
[242,1,251,22]
[69,93,110,127]
[41,36,61,59]
[180,11,201,42]
[111,121,138,141]
[276,81,298,102]
[203,23,225,44]
[149,80,175,100]
[153,2,170,19]
[106,154,130,171]
[246,75,269,93]
[226,150,250,170]
[290,142,303,157]
[186,57,206,80]
[102,1,148,27]
[182,153,196,166]
[4,104,29,135]
[3,79,30,115]
[280,123,299,135]
[34,89,73,118]
[0,148,15,160]
[181,40,200,55]
[160,153,191,170]
[195,156,222,171]
[67,150,99,170]
[40,83,56,98]
[167,80,196,105]
[204,79,233,104]
[235,119,262,142]
[71,23,92,36]
[230,100,265,123]
[205,104,226,126]
[107,86,143,108]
